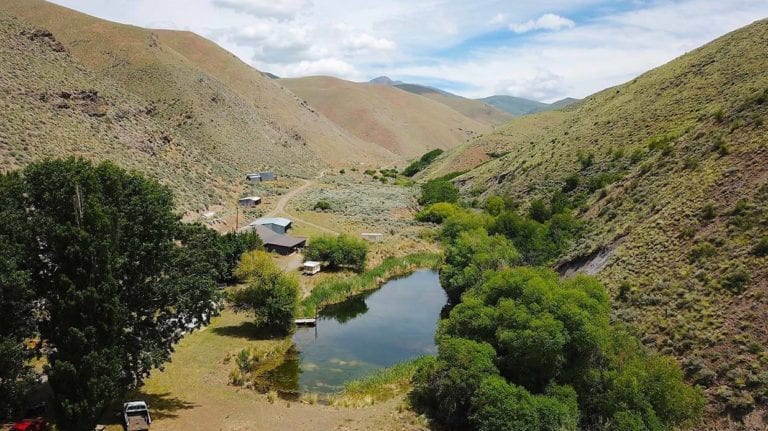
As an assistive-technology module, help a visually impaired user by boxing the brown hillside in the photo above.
[280,76,487,158]
[432,19,768,426]
[0,0,398,200]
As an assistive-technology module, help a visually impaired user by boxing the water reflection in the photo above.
[264,270,446,395]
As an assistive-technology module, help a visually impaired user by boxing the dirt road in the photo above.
[265,175,337,235]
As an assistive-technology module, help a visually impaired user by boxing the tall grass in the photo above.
[297,252,441,317]
[330,356,432,407]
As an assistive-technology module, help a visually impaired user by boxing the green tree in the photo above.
[470,376,579,431]
[440,229,519,303]
[304,235,368,272]
[528,199,552,223]
[230,250,299,332]
[484,196,506,216]
[411,338,499,428]
[419,179,460,205]
[0,158,220,430]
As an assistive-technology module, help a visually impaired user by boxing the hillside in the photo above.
[430,19,768,425]
[392,83,512,125]
[0,0,397,212]
[280,76,487,158]
[480,94,579,116]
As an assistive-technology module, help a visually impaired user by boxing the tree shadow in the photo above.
[211,321,286,341]
[102,392,198,424]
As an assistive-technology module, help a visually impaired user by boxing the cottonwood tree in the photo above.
[0,159,220,430]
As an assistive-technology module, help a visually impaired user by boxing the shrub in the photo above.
[415,202,461,223]
[484,196,506,216]
[419,179,459,205]
[470,377,579,431]
[440,229,520,303]
[230,250,299,332]
[721,268,750,294]
[577,151,594,169]
[701,203,718,220]
[304,235,368,272]
[713,136,730,156]
[411,338,499,428]
[403,149,444,177]
[313,200,331,211]
[528,199,551,223]
[752,237,768,257]
[562,174,579,192]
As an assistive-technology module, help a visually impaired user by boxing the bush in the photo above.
[440,229,520,303]
[484,196,506,216]
[313,200,331,211]
[230,250,299,332]
[419,178,459,205]
[721,268,750,294]
[701,203,718,220]
[752,237,768,257]
[411,338,499,428]
[577,151,594,169]
[304,235,368,272]
[528,199,551,223]
[403,149,444,177]
[562,174,579,192]
[415,202,461,223]
[470,377,579,431]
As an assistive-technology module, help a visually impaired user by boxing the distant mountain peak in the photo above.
[369,76,404,85]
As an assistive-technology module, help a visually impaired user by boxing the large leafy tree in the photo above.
[230,250,299,332]
[0,158,220,429]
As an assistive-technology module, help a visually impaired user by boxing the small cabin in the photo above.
[361,232,384,242]
[303,261,321,275]
[245,173,261,183]
[259,172,276,181]
[238,196,261,207]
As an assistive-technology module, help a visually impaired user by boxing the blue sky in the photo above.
[50,0,768,102]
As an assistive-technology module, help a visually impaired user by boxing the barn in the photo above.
[250,217,292,234]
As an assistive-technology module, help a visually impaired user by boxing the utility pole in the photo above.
[234,205,239,233]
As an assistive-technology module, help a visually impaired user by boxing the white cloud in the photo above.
[509,13,575,33]
[343,33,396,52]
[495,70,565,101]
[281,58,358,77]
[488,13,506,25]
[212,0,310,20]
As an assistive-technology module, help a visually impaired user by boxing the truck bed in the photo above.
[126,415,150,431]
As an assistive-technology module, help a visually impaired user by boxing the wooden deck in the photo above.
[294,318,317,326]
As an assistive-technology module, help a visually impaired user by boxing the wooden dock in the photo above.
[294,318,317,326]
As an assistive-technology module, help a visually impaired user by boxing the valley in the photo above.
[0,1,766,431]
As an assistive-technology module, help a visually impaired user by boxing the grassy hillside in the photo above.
[393,83,512,125]
[0,0,398,212]
[431,19,768,425]
[0,11,234,212]
[280,76,487,158]
[480,94,580,116]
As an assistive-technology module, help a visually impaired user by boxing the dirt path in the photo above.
[265,174,338,235]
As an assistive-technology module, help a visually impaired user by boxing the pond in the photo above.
[269,270,446,395]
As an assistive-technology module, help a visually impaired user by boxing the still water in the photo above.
[270,270,447,395]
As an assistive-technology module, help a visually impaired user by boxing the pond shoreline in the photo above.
[298,252,442,317]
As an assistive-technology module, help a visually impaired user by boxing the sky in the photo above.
[49,0,768,102]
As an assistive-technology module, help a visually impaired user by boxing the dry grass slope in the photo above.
[431,19,768,427]
[0,0,399,213]
[280,76,488,159]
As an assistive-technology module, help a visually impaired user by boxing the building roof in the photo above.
[239,196,261,201]
[251,225,306,248]
[250,217,292,227]
[303,261,321,267]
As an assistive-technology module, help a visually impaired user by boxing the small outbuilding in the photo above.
[245,173,261,182]
[245,172,277,182]
[303,261,321,275]
[238,196,262,207]
[250,217,292,234]
[259,172,276,181]
[361,232,384,242]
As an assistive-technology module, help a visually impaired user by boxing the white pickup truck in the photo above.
[123,401,151,431]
